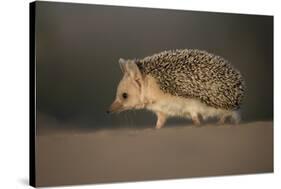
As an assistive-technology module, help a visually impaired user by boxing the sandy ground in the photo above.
[36,121,273,187]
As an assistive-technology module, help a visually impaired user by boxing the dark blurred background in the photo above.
[35,1,273,130]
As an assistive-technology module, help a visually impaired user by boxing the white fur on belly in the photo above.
[146,96,230,120]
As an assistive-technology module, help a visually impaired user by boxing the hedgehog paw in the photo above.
[231,111,241,125]
[191,113,201,126]
[155,112,167,129]
[218,115,227,125]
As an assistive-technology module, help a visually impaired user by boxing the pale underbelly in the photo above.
[146,97,228,119]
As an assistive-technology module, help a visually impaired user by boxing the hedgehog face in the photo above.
[107,59,144,113]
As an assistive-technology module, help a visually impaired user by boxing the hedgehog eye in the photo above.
[122,92,128,99]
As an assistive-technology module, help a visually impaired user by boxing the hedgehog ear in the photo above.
[119,58,127,73]
[126,62,143,88]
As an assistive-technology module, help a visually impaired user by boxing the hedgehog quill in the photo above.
[107,49,245,129]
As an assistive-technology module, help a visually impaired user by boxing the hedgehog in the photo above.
[107,49,245,129]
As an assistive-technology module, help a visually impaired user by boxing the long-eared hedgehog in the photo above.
[108,49,246,129]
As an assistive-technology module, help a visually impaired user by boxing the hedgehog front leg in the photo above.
[191,113,201,126]
[155,112,167,129]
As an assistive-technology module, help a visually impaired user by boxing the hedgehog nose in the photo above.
[106,110,111,114]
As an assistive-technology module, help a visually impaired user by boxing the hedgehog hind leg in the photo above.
[231,110,241,125]
[218,111,240,125]
[218,114,228,125]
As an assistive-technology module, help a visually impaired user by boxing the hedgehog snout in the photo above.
[107,100,123,114]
